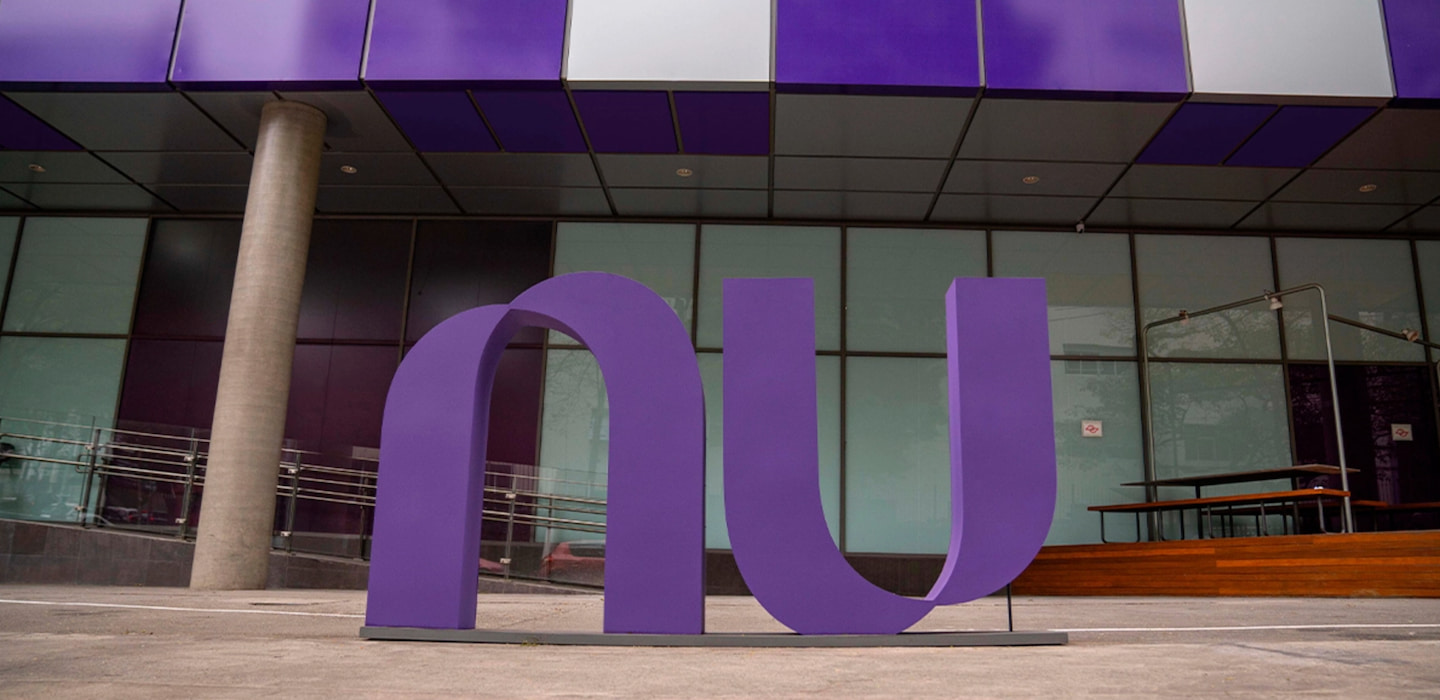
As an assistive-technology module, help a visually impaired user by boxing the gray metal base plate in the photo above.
[360,627,1068,647]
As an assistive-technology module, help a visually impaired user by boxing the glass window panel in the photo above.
[1415,241,1440,352]
[1047,360,1144,546]
[552,223,696,345]
[298,220,410,342]
[846,228,986,353]
[992,231,1135,357]
[536,349,610,543]
[1147,362,1293,502]
[845,356,949,554]
[3,218,147,334]
[1276,238,1423,362]
[696,225,841,350]
[0,337,127,522]
[406,220,551,344]
[0,218,18,322]
[700,353,839,550]
[131,219,240,339]
[1136,234,1281,360]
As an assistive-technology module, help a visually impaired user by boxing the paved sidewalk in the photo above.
[1,585,1437,698]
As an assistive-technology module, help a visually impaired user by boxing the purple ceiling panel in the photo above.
[171,0,369,89]
[674,93,770,156]
[1383,0,1440,100]
[573,92,677,154]
[376,92,497,152]
[0,0,181,88]
[1137,103,1276,165]
[0,97,80,150]
[1226,106,1376,168]
[775,0,980,93]
[472,90,586,153]
[983,0,1188,96]
[365,0,567,86]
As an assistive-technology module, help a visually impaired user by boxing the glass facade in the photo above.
[0,213,1435,555]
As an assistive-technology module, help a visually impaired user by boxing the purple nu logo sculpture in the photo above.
[365,272,1055,636]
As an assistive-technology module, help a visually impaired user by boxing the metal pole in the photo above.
[177,436,200,540]
[284,451,302,553]
[1315,288,1353,533]
[76,425,100,526]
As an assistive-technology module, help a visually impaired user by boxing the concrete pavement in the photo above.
[1,585,1438,697]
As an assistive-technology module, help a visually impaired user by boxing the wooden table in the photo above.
[1123,464,1358,499]
[1091,465,1361,541]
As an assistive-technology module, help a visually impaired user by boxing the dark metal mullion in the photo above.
[838,225,848,553]
[1270,236,1301,466]
[395,218,418,365]
[1128,232,1159,537]
[0,217,23,329]
[1408,238,1440,461]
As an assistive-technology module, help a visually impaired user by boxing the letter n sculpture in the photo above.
[362,272,1066,647]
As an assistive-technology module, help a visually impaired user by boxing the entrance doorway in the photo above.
[1289,363,1440,530]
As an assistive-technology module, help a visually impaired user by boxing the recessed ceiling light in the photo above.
[1022,175,1040,185]
[676,168,694,178]
[339,165,358,174]
[1358,183,1378,193]
[27,163,45,173]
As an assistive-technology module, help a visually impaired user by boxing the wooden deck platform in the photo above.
[1011,530,1440,597]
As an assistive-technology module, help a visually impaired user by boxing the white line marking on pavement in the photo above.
[0,598,365,619]
[1057,624,1440,633]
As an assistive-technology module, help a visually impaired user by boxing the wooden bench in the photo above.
[1089,489,1351,543]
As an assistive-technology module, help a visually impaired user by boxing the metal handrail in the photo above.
[0,414,611,582]
[1140,284,1353,535]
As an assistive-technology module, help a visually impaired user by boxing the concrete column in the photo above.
[190,101,326,590]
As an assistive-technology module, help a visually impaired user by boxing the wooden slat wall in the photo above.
[1011,531,1440,597]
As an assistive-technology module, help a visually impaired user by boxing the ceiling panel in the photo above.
[183,91,275,149]
[373,91,496,153]
[6,92,243,151]
[0,187,35,210]
[472,90,587,153]
[1317,108,1440,170]
[775,157,945,193]
[609,188,768,218]
[930,193,1093,225]
[773,190,931,221]
[1110,165,1297,200]
[1225,106,1375,168]
[149,184,250,212]
[598,155,766,189]
[451,187,611,216]
[319,153,437,186]
[944,160,1125,197]
[1273,169,1440,205]
[0,151,129,184]
[674,92,770,156]
[1088,198,1256,230]
[97,152,253,185]
[3,182,171,211]
[1390,205,1440,233]
[958,99,1174,162]
[775,95,972,158]
[424,153,600,188]
[277,91,413,152]
[0,96,80,150]
[315,186,458,214]
[573,91,676,154]
[1237,202,1416,231]
[1136,103,1275,165]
